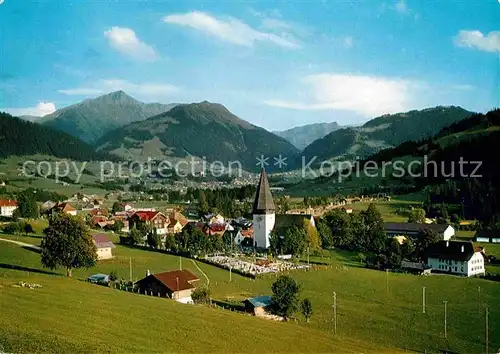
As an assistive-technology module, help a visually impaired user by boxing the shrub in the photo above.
[192,286,211,304]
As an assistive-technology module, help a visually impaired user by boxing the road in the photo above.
[0,238,41,251]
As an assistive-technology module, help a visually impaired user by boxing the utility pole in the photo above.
[443,301,448,339]
[422,287,426,314]
[307,245,310,267]
[333,292,337,335]
[129,257,132,282]
[486,307,489,354]
[229,266,232,283]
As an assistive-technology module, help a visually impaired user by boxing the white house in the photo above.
[91,234,116,260]
[0,200,18,217]
[384,222,455,241]
[427,241,485,277]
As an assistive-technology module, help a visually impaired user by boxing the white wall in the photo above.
[253,213,275,249]
[97,248,113,260]
[428,251,485,277]
[442,226,455,241]
[0,206,17,217]
[467,252,485,276]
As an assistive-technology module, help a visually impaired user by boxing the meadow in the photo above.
[1,235,499,353]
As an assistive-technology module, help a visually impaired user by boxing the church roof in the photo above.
[252,168,275,214]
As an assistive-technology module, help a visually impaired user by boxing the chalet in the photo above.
[427,241,485,277]
[135,269,199,302]
[129,211,169,235]
[243,295,272,316]
[384,222,455,241]
[91,233,115,260]
[50,202,77,216]
[120,203,134,212]
[0,200,17,217]
[474,230,500,244]
[40,200,56,213]
[167,211,188,234]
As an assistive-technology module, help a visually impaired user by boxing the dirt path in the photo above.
[191,259,210,286]
[0,238,41,251]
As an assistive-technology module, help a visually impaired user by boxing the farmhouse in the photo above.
[135,269,199,303]
[0,199,17,217]
[128,211,169,235]
[474,230,500,243]
[384,222,455,240]
[50,202,77,216]
[243,295,272,316]
[426,241,485,277]
[91,233,115,260]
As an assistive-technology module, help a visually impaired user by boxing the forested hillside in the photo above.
[0,112,114,161]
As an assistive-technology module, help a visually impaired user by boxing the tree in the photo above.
[304,219,322,250]
[414,229,441,261]
[24,223,34,235]
[317,219,334,249]
[111,201,124,214]
[41,213,97,277]
[164,233,178,251]
[129,226,143,245]
[408,208,426,223]
[360,204,386,253]
[270,275,301,320]
[300,298,313,323]
[17,190,39,219]
[191,286,211,304]
[282,226,307,256]
[324,209,353,248]
[147,229,161,249]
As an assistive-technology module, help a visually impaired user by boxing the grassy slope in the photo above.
[0,242,387,354]
[1,238,499,353]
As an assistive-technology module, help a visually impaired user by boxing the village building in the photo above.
[243,295,272,316]
[474,230,500,243]
[91,233,115,260]
[50,202,77,216]
[128,211,169,235]
[0,200,18,217]
[120,203,134,212]
[167,211,188,234]
[384,222,455,241]
[426,241,485,277]
[135,269,199,303]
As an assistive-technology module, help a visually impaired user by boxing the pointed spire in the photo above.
[253,168,275,214]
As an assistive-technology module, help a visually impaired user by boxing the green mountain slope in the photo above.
[302,106,473,162]
[0,112,112,161]
[273,121,340,150]
[40,91,177,143]
[95,101,299,170]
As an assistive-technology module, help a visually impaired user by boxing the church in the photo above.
[252,168,316,249]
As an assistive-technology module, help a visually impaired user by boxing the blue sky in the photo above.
[0,0,499,131]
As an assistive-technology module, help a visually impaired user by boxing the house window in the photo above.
[461,267,464,272]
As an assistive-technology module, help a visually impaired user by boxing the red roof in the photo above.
[150,269,199,292]
[91,215,107,224]
[209,224,226,232]
[91,233,115,248]
[0,200,17,207]
[133,211,164,221]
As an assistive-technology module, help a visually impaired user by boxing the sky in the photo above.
[0,0,499,131]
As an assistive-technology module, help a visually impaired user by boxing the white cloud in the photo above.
[59,79,179,102]
[3,102,56,117]
[163,11,300,49]
[264,74,413,117]
[394,0,409,14]
[454,30,500,53]
[104,27,159,61]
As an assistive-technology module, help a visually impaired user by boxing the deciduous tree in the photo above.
[300,298,313,323]
[41,214,97,277]
[270,275,301,320]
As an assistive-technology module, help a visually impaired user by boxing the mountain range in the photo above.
[95,101,299,170]
[301,106,474,163]
[273,122,341,150]
[39,91,178,143]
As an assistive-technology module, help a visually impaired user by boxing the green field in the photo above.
[1,236,499,353]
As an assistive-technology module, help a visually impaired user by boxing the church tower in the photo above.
[252,168,275,249]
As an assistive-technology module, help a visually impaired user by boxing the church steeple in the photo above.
[252,168,275,214]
